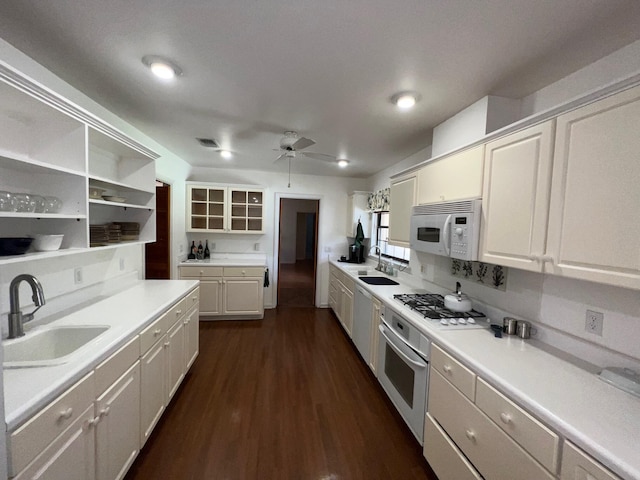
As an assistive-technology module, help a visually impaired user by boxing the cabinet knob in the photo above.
[499,412,512,424]
[86,416,101,428]
[200,270,204,274]
[443,364,453,374]
[154,328,162,336]
[465,429,476,442]
[176,310,182,315]
[529,254,540,261]
[540,254,554,263]
[99,407,111,418]
[164,342,170,348]
[242,270,246,275]
[59,407,73,420]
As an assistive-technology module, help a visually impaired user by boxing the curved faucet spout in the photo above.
[8,274,46,339]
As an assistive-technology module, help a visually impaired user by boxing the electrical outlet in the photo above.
[179,243,184,253]
[585,310,604,336]
[74,267,83,284]
[324,246,331,253]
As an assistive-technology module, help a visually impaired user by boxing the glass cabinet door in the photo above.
[229,189,263,233]
[188,186,226,231]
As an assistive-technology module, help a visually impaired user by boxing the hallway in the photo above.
[125,308,437,480]
[278,259,316,307]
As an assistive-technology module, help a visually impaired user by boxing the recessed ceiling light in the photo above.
[337,159,349,168]
[142,55,182,80]
[391,91,421,110]
[220,150,233,159]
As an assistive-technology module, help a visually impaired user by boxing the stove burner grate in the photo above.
[393,293,485,320]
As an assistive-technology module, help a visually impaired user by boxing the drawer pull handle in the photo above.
[443,364,453,374]
[154,328,162,336]
[465,429,476,442]
[184,319,189,325]
[500,412,512,424]
[59,408,73,420]
[176,310,182,315]
[86,416,101,427]
[99,407,111,418]
[164,342,170,348]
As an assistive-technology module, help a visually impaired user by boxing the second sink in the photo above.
[359,276,399,286]
[3,325,110,368]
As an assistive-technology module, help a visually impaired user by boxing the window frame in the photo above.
[373,211,409,264]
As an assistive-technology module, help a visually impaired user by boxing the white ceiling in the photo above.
[1,1,640,178]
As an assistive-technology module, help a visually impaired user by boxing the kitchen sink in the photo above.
[359,276,399,286]
[3,325,110,368]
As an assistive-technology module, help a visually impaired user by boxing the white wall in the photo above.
[279,199,318,264]
[188,166,367,308]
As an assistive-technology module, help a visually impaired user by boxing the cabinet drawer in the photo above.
[561,441,621,480]
[10,372,95,475]
[167,298,187,329]
[95,335,140,396]
[429,370,554,480]
[424,413,482,480]
[186,287,200,311]
[180,265,223,278]
[476,378,560,473]
[139,314,167,355]
[431,344,476,401]
[223,266,264,277]
[341,275,355,293]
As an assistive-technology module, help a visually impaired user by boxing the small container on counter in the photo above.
[503,317,519,335]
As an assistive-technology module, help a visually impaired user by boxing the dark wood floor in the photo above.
[125,307,437,480]
[278,259,316,307]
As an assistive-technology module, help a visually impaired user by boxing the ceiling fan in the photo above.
[273,131,337,187]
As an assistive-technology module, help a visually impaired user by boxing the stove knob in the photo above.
[440,319,449,326]
[449,318,458,325]
[458,318,467,325]
[467,317,476,324]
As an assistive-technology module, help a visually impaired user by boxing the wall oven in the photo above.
[377,305,431,445]
[410,198,482,261]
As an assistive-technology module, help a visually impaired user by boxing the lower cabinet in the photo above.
[328,265,355,337]
[561,442,621,480]
[179,265,264,319]
[368,297,382,375]
[8,287,200,480]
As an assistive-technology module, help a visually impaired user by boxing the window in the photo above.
[373,212,409,263]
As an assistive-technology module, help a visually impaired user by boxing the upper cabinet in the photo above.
[480,121,555,271]
[187,183,264,234]
[417,145,484,205]
[0,70,158,264]
[346,191,371,238]
[545,84,640,289]
[388,175,416,247]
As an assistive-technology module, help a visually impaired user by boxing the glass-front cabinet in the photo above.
[187,183,264,233]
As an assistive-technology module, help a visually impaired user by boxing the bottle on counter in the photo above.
[204,240,210,259]
[197,241,204,260]
[188,240,196,260]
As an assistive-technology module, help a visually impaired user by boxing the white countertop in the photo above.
[179,253,267,267]
[3,279,199,430]
[331,259,640,480]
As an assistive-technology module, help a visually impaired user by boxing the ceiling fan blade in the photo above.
[291,136,315,150]
[274,153,286,163]
[300,152,336,162]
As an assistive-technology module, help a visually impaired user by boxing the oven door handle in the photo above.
[379,325,427,369]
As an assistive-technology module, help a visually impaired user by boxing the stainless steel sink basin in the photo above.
[3,325,110,368]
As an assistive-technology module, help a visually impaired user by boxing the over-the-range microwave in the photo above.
[409,198,482,261]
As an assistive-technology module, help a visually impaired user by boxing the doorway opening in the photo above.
[145,181,171,279]
[277,198,319,307]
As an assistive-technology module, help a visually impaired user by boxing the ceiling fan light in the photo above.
[391,91,421,110]
[338,159,349,168]
[220,150,232,159]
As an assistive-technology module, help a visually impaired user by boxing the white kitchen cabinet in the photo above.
[368,296,382,375]
[416,145,484,205]
[166,318,186,401]
[95,362,141,480]
[388,175,416,247]
[184,305,200,370]
[480,121,555,271]
[561,441,621,480]
[346,191,371,238]
[0,74,157,265]
[179,265,264,319]
[140,335,166,447]
[328,265,354,336]
[186,183,264,233]
[546,84,640,289]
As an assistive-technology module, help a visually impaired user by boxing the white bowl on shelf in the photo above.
[32,234,64,251]
[102,195,126,203]
[89,187,106,199]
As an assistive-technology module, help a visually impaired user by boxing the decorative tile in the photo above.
[450,259,508,291]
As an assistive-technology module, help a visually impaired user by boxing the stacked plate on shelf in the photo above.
[89,224,109,246]
[112,222,140,241]
[107,223,122,243]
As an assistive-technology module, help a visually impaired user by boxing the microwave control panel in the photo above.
[451,216,470,259]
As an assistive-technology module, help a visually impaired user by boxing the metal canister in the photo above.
[517,320,532,339]
[503,317,518,335]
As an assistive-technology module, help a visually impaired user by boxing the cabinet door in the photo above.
[96,362,141,480]
[184,307,200,370]
[417,145,484,205]
[341,286,354,337]
[223,278,263,315]
[187,185,226,232]
[369,297,382,374]
[388,176,416,247]
[198,279,222,315]
[480,121,555,271]
[140,338,166,447]
[229,189,264,233]
[166,320,185,401]
[13,405,96,480]
[561,442,621,480]
[547,85,640,289]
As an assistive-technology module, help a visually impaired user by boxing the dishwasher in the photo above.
[353,285,373,364]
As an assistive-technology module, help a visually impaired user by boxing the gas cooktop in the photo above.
[393,293,487,328]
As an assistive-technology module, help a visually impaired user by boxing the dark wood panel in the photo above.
[125,307,437,480]
[145,183,170,279]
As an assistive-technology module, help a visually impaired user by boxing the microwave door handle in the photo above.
[443,214,452,256]
[379,325,427,369]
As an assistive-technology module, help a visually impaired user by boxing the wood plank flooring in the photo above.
[125,307,437,480]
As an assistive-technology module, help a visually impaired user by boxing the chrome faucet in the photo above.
[369,245,383,271]
[7,274,46,339]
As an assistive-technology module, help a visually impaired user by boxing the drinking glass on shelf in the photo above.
[0,191,16,212]
[32,195,46,213]
[14,193,37,213]
[44,196,63,213]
